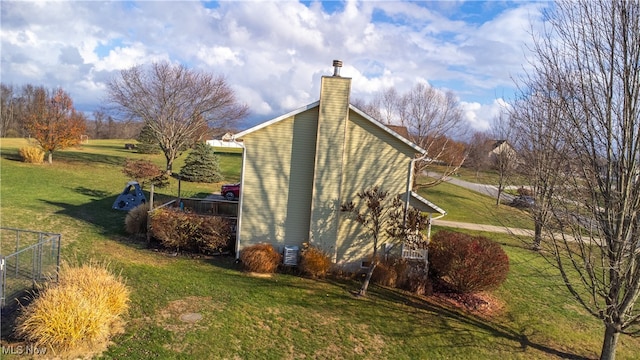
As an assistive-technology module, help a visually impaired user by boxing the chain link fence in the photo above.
[0,228,61,310]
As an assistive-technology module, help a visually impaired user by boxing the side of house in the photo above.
[230,62,445,270]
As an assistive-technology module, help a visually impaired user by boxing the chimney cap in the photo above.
[332,60,343,76]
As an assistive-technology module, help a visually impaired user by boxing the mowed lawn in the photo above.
[1,139,638,359]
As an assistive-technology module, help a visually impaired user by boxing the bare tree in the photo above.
[513,1,640,359]
[358,84,466,188]
[341,186,404,297]
[490,111,518,206]
[106,61,249,173]
[465,131,493,179]
[510,83,570,250]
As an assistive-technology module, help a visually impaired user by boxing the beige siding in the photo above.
[309,76,351,254]
[335,111,417,267]
[239,108,318,251]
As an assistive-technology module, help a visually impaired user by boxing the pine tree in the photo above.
[136,122,161,154]
[179,142,223,183]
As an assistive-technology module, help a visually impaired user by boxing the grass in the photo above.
[417,177,534,229]
[1,138,638,359]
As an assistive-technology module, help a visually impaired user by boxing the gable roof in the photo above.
[233,102,426,155]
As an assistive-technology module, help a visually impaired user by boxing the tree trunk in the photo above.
[358,263,377,297]
[47,151,52,164]
[532,221,543,250]
[599,325,619,360]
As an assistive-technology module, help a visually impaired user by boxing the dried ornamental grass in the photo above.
[240,243,282,273]
[125,202,151,235]
[19,146,45,164]
[15,261,130,357]
[299,245,333,278]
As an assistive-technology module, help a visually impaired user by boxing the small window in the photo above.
[361,261,371,268]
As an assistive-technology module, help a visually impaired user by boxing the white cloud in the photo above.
[0,0,547,131]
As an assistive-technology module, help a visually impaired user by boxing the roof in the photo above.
[386,125,410,139]
[405,191,447,215]
[233,102,426,155]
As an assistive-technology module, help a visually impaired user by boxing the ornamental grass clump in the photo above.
[299,245,332,278]
[15,261,130,358]
[125,202,151,235]
[19,146,45,164]
[429,230,509,294]
[240,243,282,273]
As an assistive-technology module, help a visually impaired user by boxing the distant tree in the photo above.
[136,122,162,154]
[490,111,518,206]
[179,142,223,183]
[465,131,493,178]
[23,87,86,164]
[358,84,466,189]
[1,84,18,137]
[122,159,168,189]
[106,61,249,173]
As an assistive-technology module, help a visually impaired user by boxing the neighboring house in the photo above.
[488,140,518,162]
[225,61,446,271]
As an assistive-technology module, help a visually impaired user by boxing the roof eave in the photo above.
[234,101,320,139]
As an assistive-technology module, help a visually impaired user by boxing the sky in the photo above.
[0,0,549,133]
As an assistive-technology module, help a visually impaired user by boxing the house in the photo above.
[488,140,517,162]
[226,61,446,270]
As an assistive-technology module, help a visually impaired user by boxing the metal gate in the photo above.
[0,228,61,309]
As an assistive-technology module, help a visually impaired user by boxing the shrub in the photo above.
[299,245,332,278]
[400,261,432,296]
[371,259,398,287]
[125,202,151,235]
[150,207,232,253]
[19,146,45,164]
[240,243,282,273]
[179,142,223,183]
[429,230,509,294]
[122,158,168,188]
[15,261,129,358]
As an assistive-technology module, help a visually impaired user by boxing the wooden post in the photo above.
[146,184,154,245]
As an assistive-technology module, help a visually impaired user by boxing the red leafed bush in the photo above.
[240,244,282,273]
[150,208,232,253]
[429,230,509,294]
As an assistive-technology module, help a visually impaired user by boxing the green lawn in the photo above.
[417,177,534,230]
[1,139,637,359]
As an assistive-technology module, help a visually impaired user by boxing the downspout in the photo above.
[234,139,247,260]
[402,158,417,256]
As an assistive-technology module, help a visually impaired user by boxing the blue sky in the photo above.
[0,0,549,132]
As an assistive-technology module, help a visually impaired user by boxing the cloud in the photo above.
[0,0,547,132]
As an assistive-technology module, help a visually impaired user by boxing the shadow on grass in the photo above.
[364,284,594,360]
[40,194,127,236]
[55,150,127,166]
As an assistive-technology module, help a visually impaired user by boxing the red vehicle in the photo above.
[221,183,240,200]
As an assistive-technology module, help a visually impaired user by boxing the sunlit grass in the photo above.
[2,138,639,359]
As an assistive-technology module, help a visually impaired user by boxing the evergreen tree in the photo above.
[136,122,161,154]
[179,142,223,183]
